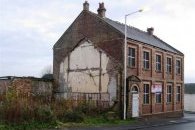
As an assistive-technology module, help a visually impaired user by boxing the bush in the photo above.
[58,111,84,123]
[35,105,55,122]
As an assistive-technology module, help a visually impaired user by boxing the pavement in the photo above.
[52,113,195,130]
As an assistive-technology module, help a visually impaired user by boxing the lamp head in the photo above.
[140,7,150,12]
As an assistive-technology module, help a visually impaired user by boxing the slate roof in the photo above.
[103,18,183,55]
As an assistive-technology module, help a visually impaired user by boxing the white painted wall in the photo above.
[184,94,195,112]
[59,40,117,100]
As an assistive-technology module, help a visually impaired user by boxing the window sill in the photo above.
[155,103,162,105]
[155,70,162,73]
[142,104,150,106]
[127,66,136,69]
[142,68,150,71]
[166,102,172,105]
[176,73,182,76]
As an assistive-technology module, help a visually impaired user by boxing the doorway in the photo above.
[131,85,139,117]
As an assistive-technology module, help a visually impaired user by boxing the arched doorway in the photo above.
[131,85,139,117]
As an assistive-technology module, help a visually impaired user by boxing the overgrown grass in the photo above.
[0,121,57,130]
[54,115,136,128]
[0,116,136,130]
[83,116,136,126]
[0,86,136,129]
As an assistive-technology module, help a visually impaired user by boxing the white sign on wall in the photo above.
[151,84,162,93]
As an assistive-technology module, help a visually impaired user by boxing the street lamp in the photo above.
[123,9,144,120]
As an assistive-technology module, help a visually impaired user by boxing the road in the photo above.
[140,121,195,130]
[56,113,195,130]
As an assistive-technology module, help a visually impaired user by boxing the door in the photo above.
[132,93,139,117]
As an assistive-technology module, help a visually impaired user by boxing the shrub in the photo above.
[35,105,55,122]
[58,111,84,123]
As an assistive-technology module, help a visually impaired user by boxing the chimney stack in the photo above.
[83,1,89,11]
[147,27,154,35]
[97,2,106,18]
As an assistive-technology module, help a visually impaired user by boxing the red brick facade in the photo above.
[126,40,184,118]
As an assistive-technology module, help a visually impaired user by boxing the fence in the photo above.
[66,92,111,109]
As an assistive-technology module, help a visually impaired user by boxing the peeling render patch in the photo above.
[57,40,117,101]
[108,76,117,102]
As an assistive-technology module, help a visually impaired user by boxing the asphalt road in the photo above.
[55,113,195,130]
[140,121,195,130]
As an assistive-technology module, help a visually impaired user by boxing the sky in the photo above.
[0,0,195,83]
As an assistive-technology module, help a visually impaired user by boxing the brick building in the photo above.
[53,1,184,118]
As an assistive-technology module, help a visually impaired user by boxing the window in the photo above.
[128,47,135,67]
[143,51,149,69]
[176,86,181,102]
[166,57,172,73]
[156,93,162,103]
[143,84,150,104]
[176,60,181,74]
[167,85,172,103]
[156,55,161,71]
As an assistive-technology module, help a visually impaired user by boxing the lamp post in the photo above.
[123,9,143,120]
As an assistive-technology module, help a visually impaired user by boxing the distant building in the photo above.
[53,1,184,118]
[184,83,195,113]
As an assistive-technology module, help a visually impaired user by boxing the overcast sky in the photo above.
[0,0,194,83]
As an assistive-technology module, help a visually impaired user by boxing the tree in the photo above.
[41,65,53,79]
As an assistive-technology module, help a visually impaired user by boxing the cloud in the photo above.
[112,0,195,83]
[0,0,195,82]
[0,0,82,77]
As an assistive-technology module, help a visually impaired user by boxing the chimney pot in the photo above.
[83,1,89,11]
[97,2,106,18]
[147,27,154,35]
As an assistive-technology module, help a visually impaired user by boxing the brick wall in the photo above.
[126,39,184,117]
[53,10,123,88]
[0,77,53,100]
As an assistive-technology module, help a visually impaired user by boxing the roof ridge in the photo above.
[106,18,148,34]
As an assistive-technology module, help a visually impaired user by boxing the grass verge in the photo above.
[0,121,57,130]
[0,116,136,130]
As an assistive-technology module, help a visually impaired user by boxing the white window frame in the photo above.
[143,51,150,69]
[176,59,181,74]
[166,57,172,73]
[128,47,135,67]
[156,93,162,103]
[156,54,161,72]
[143,84,150,104]
[176,86,181,102]
[167,84,172,103]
